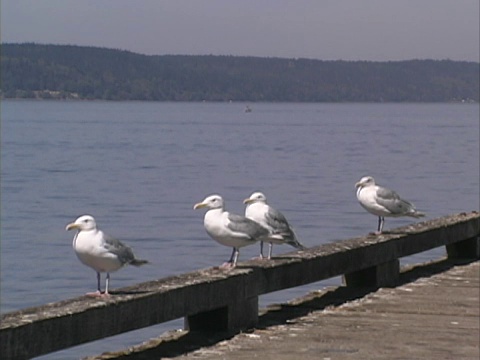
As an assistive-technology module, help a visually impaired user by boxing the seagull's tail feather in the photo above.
[284,228,307,250]
[290,240,307,250]
[409,210,426,218]
[130,258,149,266]
[290,239,307,250]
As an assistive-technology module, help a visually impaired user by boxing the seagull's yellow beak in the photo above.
[193,202,207,210]
[355,181,364,188]
[66,223,80,231]
[243,198,254,204]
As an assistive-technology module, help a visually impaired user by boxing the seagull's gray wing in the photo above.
[265,207,305,249]
[103,234,136,264]
[375,186,416,215]
[227,213,269,240]
[265,206,291,233]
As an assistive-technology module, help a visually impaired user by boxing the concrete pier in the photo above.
[88,259,480,359]
[1,212,478,359]
[173,260,480,360]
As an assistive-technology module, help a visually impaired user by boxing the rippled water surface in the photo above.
[1,101,478,359]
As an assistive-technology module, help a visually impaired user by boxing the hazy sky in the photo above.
[2,0,479,61]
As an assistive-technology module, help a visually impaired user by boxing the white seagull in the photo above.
[244,192,306,259]
[193,194,269,268]
[355,176,426,234]
[66,215,148,297]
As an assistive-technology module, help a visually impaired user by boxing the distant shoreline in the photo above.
[2,97,478,104]
[3,43,479,102]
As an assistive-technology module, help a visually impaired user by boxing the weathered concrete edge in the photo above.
[249,211,480,294]
[0,269,255,358]
[4,212,477,324]
[1,211,478,359]
[85,258,480,360]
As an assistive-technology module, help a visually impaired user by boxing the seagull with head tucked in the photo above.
[66,215,148,297]
[244,191,306,259]
[193,194,269,268]
[355,176,425,234]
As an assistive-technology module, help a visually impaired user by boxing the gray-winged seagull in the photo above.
[244,191,306,259]
[355,176,425,234]
[66,215,148,297]
[193,194,269,268]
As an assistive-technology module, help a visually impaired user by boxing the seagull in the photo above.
[244,192,306,259]
[66,215,148,297]
[193,194,269,268]
[355,176,426,234]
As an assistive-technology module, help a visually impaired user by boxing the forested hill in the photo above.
[1,43,478,102]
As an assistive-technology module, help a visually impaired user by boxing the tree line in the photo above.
[1,43,478,102]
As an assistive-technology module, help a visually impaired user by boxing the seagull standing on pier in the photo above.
[244,192,306,259]
[355,176,425,234]
[193,194,269,268]
[66,215,148,297]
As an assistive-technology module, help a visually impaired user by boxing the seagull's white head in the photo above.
[66,215,97,231]
[193,194,224,210]
[243,191,267,205]
[355,176,376,189]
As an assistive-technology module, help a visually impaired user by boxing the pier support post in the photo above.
[343,259,400,288]
[446,236,480,260]
[184,296,259,332]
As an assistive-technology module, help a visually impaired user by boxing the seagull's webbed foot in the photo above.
[86,290,103,297]
[86,273,108,297]
[218,261,236,270]
[218,248,239,269]
[252,242,268,260]
[86,290,112,298]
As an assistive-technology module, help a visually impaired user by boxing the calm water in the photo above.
[1,101,479,359]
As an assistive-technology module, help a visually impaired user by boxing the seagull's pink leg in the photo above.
[85,272,110,297]
[218,248,239,269]
[251,242,267,260]
[86,272,102,297]
[219,262,235,269]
